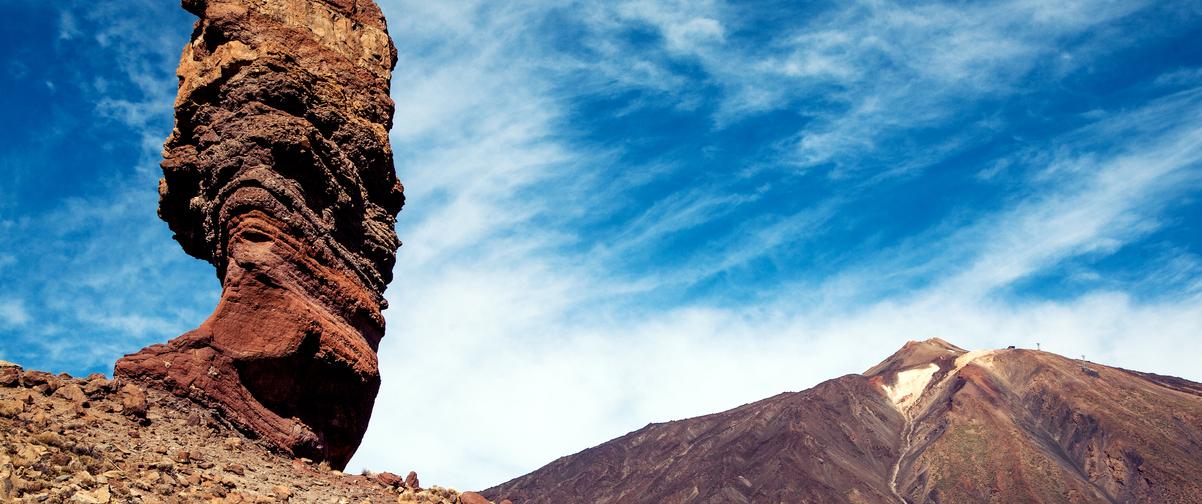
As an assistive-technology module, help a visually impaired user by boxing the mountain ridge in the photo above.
[484,340,1202,503]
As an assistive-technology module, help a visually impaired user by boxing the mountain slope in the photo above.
[484,339,1202,503]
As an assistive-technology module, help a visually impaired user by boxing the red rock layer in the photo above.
[115,0,402,469]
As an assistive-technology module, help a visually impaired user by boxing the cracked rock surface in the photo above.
[114,0,404,469]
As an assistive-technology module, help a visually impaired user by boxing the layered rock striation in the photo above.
[115,0,403,469]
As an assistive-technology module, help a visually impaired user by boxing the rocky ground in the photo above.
[0,360,506,504]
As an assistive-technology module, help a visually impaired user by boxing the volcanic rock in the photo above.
[375,471,403,488]
[459,491,491,504]
[0,399,24,418]
[52,382,89,409]
[117,383,148,419]
[21,370,60,395]
[0,367,480,502]
[485,339,1202,503]
[114,0,404,469]
[0,362,20,388]
[82,373,112,398]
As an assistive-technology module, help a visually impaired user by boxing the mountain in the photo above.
[483,339,1202,503]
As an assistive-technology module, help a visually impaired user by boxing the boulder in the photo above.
[22,370,61,395]
[459,492,491,504]
[53,383,89,407]
[82,374,112,397]
[375,471,403,488]
[0,366,19,388]
[117,384,147,418]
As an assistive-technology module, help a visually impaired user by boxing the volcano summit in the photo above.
[486,339,1202,503]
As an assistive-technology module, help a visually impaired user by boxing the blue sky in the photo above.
[3,0,1202,492]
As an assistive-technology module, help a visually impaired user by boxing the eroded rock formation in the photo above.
[115,0,402,469]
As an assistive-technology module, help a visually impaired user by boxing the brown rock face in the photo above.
[486,340,1202,503]
[114,0,403,469]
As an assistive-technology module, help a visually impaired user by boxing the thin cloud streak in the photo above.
[0,0,214,375]
[353,0,1202,492]
[0,0,1197,495]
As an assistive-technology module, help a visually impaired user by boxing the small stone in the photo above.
[82,375,112,398]
[49,452,71,467]
[73,484,112,503]
[0,398,25,417]
[224,463,245,476]
[272,485,293,500]
[0,363,20,387]
[12,445,42,467]
[75,470,97,487]
[54,382,89,406]
[22,370,61,394]
[500,500,514,504]
[35,431,68,449]
[117,384,147,418]
[12,476,44,494]
[26,408,48,425]
[223,436,243,449]
[175,450,191,464]
[376,471,403,487]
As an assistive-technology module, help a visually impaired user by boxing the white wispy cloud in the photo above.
[0,299,30,328]
[350,0,1202,492]
[4,0,1199,495]
[0,0,214,375]
[57,10,80,41]
[934,89,1202,296]
[586,0,1154,173]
